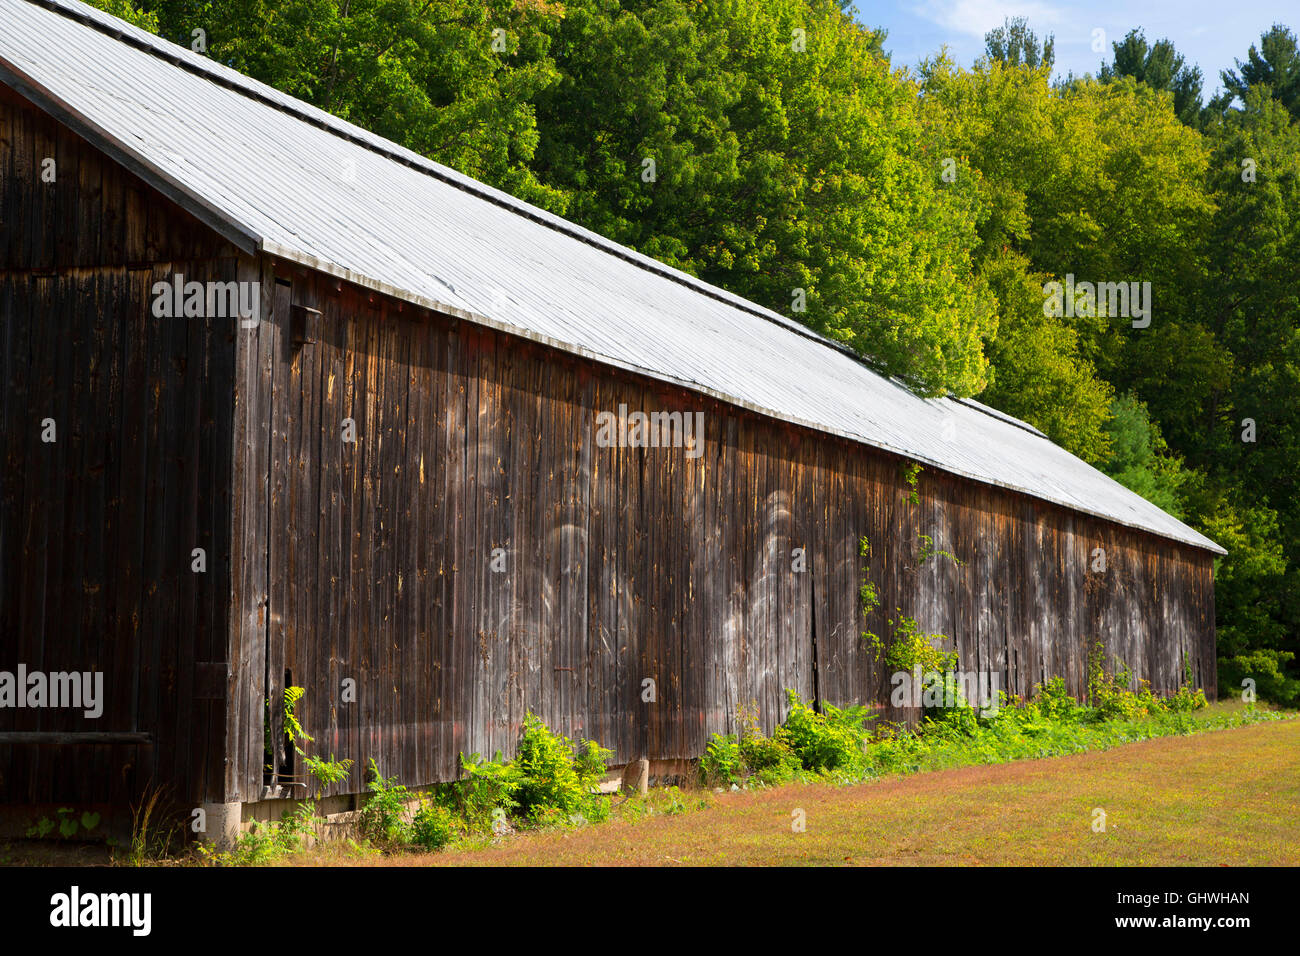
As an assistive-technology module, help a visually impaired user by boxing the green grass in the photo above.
[856,699,1285,777]
[408,708,1300,866]
[5,701,1289,867]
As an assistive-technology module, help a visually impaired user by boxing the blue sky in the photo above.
[854,1,1296,95]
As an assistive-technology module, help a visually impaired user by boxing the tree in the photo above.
[531,0,996,396]
[978,252,1113,463]
[1221,24,1300,119]
[1098,28,1204,126]
[136,0,569,210]
[90,0,158,30]
[983,16,1054,70]
[918,57,1210,453]
[1097,393,1190,518]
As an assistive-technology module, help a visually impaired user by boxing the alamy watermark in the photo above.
[152,273,260,327]
[0,664,103,718]
[1042,274,1151,328]
[595,404,705,459]
[49,886,150,936]
[890,666,1001,716]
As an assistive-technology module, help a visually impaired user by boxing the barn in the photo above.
[0,0,1223,836]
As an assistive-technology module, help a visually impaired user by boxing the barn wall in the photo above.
[0,87,237,807]
[0,84,1218,812]
[237,265,1218,800]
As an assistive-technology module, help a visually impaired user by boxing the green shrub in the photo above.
[304,753,354,799]
[457,750,523,832]
[512,712,610,823]
[456,713,611,831]
[776,690,871,774]
[1088,642,1143,720]
[411,799,455,850]
[213,802,319,866]
[1082,642,1209,721]
[1034,677,1077,720]
[1165,683,1209,712]
[358,759,414,846]
[573,738,615,787]
[738,729,802,786]
[700,733,744,787]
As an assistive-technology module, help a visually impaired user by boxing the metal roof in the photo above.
[0,0,1225,554]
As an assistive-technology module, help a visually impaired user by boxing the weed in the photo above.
[358,759,415,847]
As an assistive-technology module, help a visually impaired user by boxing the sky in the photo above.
[855,0,1296,95]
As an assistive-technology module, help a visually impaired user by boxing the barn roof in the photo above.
[0,0,1225,554]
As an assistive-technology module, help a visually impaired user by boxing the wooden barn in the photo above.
[0,0,1222,833]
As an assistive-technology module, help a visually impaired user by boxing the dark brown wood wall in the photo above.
[0,87,236,806]
[235,265,1218,802]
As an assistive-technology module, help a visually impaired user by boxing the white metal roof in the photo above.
[0,0,1225,554]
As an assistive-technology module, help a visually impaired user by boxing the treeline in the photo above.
[97,1,1300,702]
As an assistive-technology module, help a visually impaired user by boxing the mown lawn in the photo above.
[369,716,1300,866]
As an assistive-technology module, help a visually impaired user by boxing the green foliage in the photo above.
[532,0,996,396]
[25,807,101,840]
[916,532,963,566]
[1099,28,1205,126]
[453,713,611,832]
[984,16,1054,70]
[699,733,744,788]
[858,535,883,657]
[89,0,159,31]
[411,798,455,851]
[208,802,320,866]
[775,690,872,775]
[901,463,923,505]
[977,251,1114,462]
[457,750,523,831]
[1220,24,1300,119]
[267,686,355,798]
[358,758,416,847]
[884,614,958,674]
[511,712,611,824]
[282,685,310,746]
[701,693,871,786]
[132,0,568,209]
[304,753,355,799]
[861,692,1272,779]
[1034,677,1081,721]
[699,673,1235,792]
[1086,641,1139,719]
[737,726,803,787]
[1098,393,1191,518]
[1084,641,1209,720]
[1220,649,1300,706]
[1194,86,1300,688]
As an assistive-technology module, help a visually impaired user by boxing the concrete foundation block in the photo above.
[199,801,243,850]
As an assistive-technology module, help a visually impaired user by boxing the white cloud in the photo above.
[909,0,1066,39]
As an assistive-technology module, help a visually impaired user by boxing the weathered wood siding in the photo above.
[0,88,236,805]
[235,265,1217,801]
